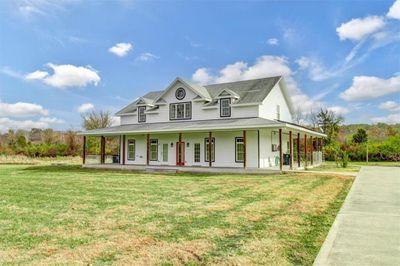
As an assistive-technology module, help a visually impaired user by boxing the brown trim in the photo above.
[289,131,293,170]
[146,134,150,165]
[279,128,283,171]
[100,136,105,164]
[297,132,300,168]
[122,135,126,164]
[243,130,247,168]
[82,136,86,164]
[208,132,212,167]
[304,134,307,168]
[310,136,314,165]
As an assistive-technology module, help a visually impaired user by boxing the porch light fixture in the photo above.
[170,142,174,147]
[186,142,190,147]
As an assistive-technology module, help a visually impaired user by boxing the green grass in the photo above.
[0,163,353,265]
[310,161,399,173]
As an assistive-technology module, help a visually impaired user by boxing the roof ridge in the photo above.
[204,75,282,87]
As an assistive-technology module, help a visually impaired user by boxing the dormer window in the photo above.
[138,106,146,122]
[220,98,231,117]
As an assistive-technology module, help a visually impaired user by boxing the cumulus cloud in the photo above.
[77,103,95,113]
[387,0,400,20]
[0,102,48,117]
[136,52,160,62]
[379,101,400,112]
[192,55,322,114]
[26,63,100,89]
[340,75,400,101]
[0,117,64,133]
[336,16,385,41]
[108,42,132,57]
[371,113,400,124]
[327,106,350,115]
[267,38,279,46]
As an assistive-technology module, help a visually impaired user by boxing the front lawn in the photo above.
[309,161,399,173]
[0,164,353,265]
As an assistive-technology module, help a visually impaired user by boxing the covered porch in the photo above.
[79,118,325,173]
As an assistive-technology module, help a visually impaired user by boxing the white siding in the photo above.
[259,82,293,122]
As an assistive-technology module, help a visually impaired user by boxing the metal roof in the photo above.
[79,117,284,135]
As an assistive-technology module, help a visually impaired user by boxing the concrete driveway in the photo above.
[314,166,400,265]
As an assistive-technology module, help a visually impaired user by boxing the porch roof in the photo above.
[78,117,326,137]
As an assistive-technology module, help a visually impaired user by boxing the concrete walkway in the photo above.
[314,166,400,265]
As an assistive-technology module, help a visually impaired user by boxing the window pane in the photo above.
[138,107,146,122]
[170,104,176,119]
[177,104,184,118]
[220,98,231,117]
[236,138,244,162]
[150,140,158,160]
[194,143,200,162]
[185,103,191,118]
[128,140,135,160]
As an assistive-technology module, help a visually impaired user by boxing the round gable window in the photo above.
[175,88,186,100]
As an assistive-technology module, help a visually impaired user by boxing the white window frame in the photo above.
[138,106,146,122]
[150,139,158,161]
[169,102,192,120]
[204,138,215,162]
[220,98,231,117]
[127,139,135,161]
[194,143,201,163]
[235,137,244,162]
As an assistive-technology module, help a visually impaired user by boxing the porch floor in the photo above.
[82,163,312,174]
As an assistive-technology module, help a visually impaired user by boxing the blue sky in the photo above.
[0,0,399,132]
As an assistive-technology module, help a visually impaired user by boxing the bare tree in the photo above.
[81,110,113,130]
[42,128,56,145]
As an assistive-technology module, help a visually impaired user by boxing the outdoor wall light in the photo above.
[170,142,174,147]
[187,142,190,147]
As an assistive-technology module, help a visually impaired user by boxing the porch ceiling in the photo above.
[78,117,326,137]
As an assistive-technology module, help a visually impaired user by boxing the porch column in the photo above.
[310,136,314,165]
[279,128,283,171]
[289,131,293,170]
[208,131,212,167]
[82,136,86,164]
[100,136,105,164]
[243,130,247,168]
[122,135,126,165]
[146,133,150,165]
[297,132,300,168]
[304,134,307,168]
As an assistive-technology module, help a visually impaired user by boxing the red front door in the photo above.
[176,142,185,166]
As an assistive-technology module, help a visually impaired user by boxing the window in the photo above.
[127,139,135,160]
[276,105,280,120]
[204,137,215,162]
[138,106,146,122]
[175,87,186,100]
[235,137,244,162]
[162,144,168,162]
[194,143,200,163]
[150,139,158,161]
[170,102,192,120]
[220,98,231,117]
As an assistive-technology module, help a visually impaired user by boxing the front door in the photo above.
[176,142,185,166]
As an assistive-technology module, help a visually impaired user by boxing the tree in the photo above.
[42,128,56,145]
[314,108,344,144]
[82,110,113,130]
[352,128,368,144]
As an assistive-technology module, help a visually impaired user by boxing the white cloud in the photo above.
[108,42,132,57]
[336,16,385,41]
[371,113,400,124]
[26,63,100,89]
[0,102,48,117]
[192,55,322,114]
[340,75,400,101]
[387,0,400,20]
[0,116,64,133]
[76,103,95,113]
[192,68,214,84]
[379,101,400,112]
[0,67,24,79]
[327,106,350,115]
[136,52,160,62]
[267,38,279,46]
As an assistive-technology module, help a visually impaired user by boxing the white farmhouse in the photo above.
[80,76,325,172]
